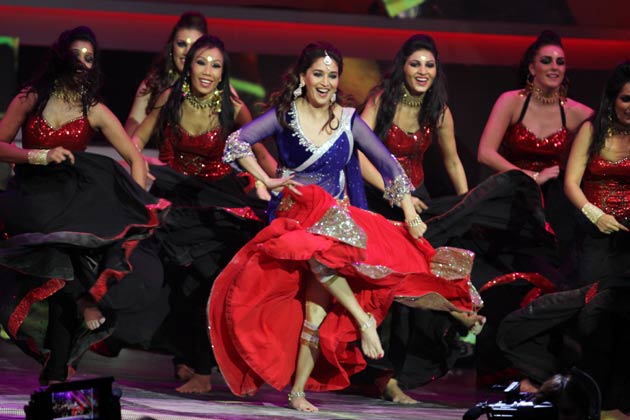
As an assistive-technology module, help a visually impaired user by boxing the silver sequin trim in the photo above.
[383,172,413,206]
[307,205,366,249]
[223,129,254,164]
[354,263,393,279]
[288,102,352,153]
[430,247,475,280]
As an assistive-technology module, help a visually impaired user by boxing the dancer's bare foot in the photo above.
[519,377,539,393]
[383,379,418,404]
[77,296,105,330]
[601,409,630,420]
[288,391,318,412]
[174,363,195,381]
[358,313,384,360]
[175,373,211,394]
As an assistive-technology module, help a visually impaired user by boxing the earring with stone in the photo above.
[293,80,305,99]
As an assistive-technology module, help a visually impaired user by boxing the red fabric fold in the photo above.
[209,185,473,396]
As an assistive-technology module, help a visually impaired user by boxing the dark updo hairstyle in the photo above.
[589,60,630,158]
[267,41,345,132]
[371,34,448,140]
[517,30,568,93]
[25,26,102,116]
[154,34,236,145]
[142,11,208,113]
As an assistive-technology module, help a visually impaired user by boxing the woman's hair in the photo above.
[370,34,448,140]
[154,34,236,145]
[24,26,102,116]
[517,30,568,92]
[266,41,345,131]
[589,60,630,157]
[142,11,208,113]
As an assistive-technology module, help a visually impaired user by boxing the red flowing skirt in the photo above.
[208,185,473,396]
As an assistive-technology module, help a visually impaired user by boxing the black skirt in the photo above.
[0,152,170,365]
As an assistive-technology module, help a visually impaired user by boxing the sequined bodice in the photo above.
[22,114,93,151]
[384,124,432,188]
[583,154,630,222]
[501,122,572,172]
[160,125,232,181]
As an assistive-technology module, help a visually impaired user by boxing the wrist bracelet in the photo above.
[405,216,423,228]
[254,179,266,189]
[581,202,604,224]
[27,149,49,165]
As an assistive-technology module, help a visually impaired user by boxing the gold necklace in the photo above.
[530,86,561,105]
[51,81,83,104]
[607,124,630,138]
[184,88,223,112]
[400,84,424,108]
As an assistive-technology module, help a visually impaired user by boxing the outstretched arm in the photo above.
[224,108,289,189]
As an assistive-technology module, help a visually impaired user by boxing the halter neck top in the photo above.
[500,94,572,172]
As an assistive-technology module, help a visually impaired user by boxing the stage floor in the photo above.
[0,339,493,420]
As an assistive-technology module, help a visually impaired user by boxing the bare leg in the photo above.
[289,277,330,412]
[382,378,418,404]
[289,263,384,412]
[322,275,383,360]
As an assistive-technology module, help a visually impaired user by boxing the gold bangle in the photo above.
[405,216,423,228]
[581,202,604,224]
[254,179,265,189]
[27,149,49,165]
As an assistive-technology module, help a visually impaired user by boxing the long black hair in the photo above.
[154,34,236,145]
[141,11,207,114]
[371,34,448,140]
[517,30,568,93]
[589,61,630,158]
[266,41,345,131]
[23,26,102,116]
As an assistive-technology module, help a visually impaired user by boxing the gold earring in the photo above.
[182,78,191,97]
[211,88,223,113]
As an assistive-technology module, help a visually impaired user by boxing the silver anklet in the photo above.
[288,391,306,401]
[359,313,376,331]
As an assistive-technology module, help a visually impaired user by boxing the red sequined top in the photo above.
[22,114,93,151]
[501,123,572,172]
[500,94,572,172]
[159,125,232,181]
[582,154,630,222]
[384,124,433,188]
